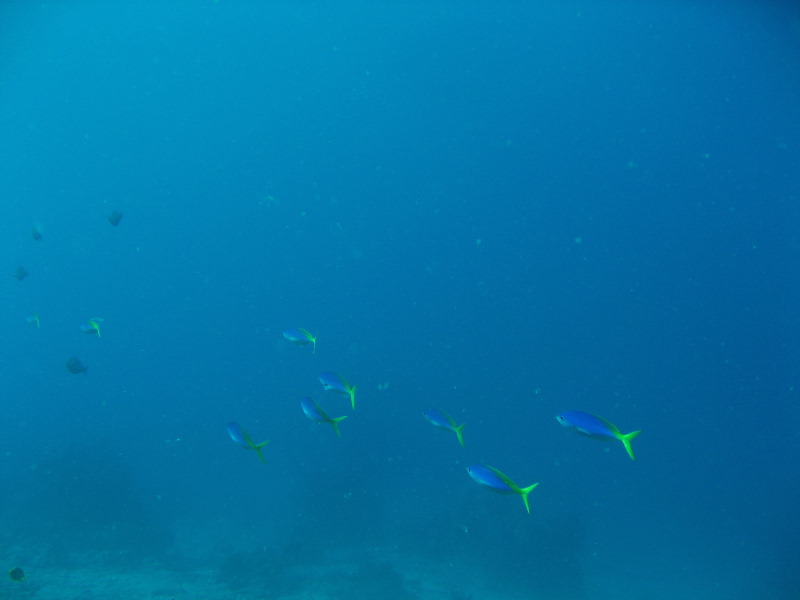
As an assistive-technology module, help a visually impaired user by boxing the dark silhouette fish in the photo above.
[32,224,43,241]
[8,567,25,582]
[107,210,123,226]
[65,357,88,375]
[12,266,28,281]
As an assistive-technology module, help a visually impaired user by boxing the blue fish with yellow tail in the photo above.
[301,397,348,438]
[423,409,465,447]
[80,317,104,337]
[282,328,317,353]
[226,422,270,463]
[467,464,540,514]
[556,411,641,460]
[318,372,356,410]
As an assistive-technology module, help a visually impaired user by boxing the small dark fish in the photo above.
[65,357,88,375]
[8,567,25,582]
[107,210,123,226]
[12,266,28,281]
[32,224,43,241]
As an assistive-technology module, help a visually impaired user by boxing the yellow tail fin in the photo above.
[619,430,642,461]
[519,483,540,514]
[330,416,348,438]
[454,423,465,448]
[254,440,270,463]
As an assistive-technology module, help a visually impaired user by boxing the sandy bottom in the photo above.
[1,546,531,600]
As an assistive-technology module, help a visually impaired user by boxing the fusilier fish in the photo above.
[282,328,317,353]
[318,372,356,410]
[556,411,641,460]
[301,397,347,437]
[80,318,103,337]
[467,464,540,514]
[226,422,269,463]
[423,409,465,447]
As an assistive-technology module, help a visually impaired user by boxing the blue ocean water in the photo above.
[1,2,798,599]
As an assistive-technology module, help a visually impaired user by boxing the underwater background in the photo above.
[1,2,798,599]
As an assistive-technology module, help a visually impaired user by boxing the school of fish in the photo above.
[18,210,642,516]
[226,327,643,515]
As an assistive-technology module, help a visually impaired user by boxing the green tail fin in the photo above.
[254,440,270,464]
[519,482,540,514]
[330,416,348,438]
[454,423,465,448]
[303,329,316,354]
[349,385,356,410]
[619,430,642,461]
